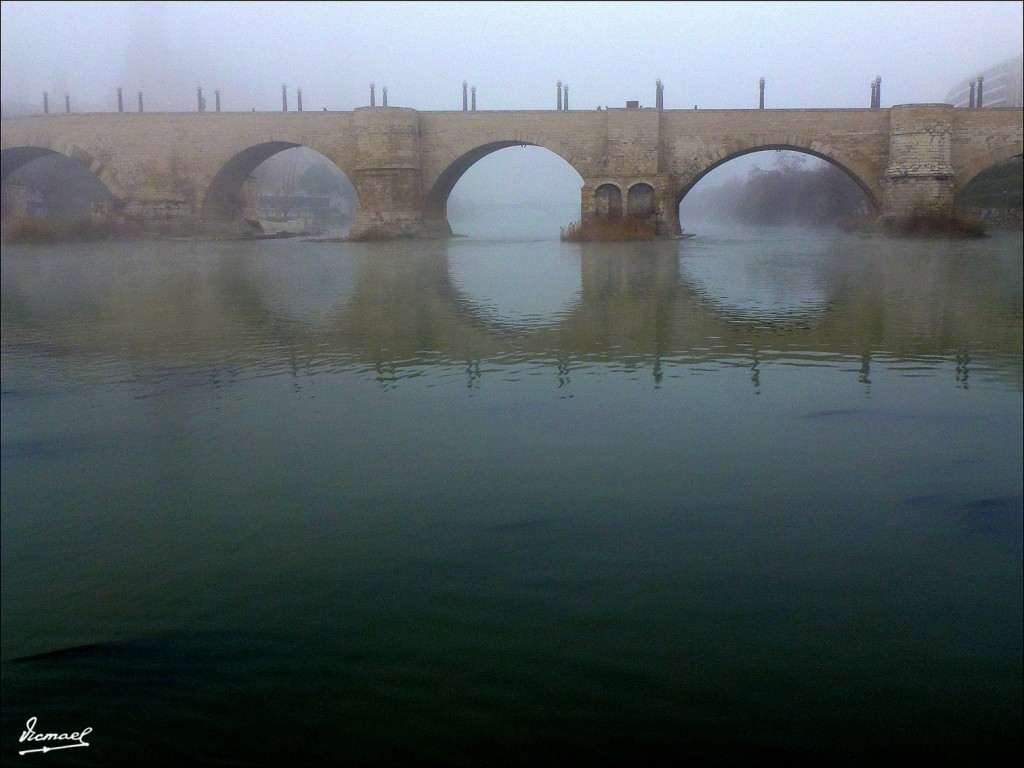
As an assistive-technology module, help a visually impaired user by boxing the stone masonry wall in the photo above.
[2,105,1021,235]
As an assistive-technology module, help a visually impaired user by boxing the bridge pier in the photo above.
[348,168,426,239]
[580,176,682,237]
[348,107,428,239]
[881,104,956,219]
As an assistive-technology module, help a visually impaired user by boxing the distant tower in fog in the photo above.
[121,2,180,111]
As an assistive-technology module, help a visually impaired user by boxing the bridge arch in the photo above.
[425,141,536,221]
[1,146,120,219]
[1,145,125,201]
[424,136,586,229]
[202,141,300,220]
[952,143,1024,198]
[674,142,880,231]
[201,141,358,224]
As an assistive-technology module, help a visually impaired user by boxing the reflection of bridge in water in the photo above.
[3,239,1021,392]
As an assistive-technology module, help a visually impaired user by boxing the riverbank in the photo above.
[837,210,993,238]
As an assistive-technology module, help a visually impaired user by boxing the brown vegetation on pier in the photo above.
[560,218,657,242]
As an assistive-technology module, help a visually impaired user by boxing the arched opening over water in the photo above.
[203,144,357,236]
[430,144,584,239]
[1,147,117,223]
[677,148,876,235]
[955,155,1023,222]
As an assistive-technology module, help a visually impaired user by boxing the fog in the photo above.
[2,1,1022,200]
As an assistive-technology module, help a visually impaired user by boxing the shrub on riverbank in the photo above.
[836,210,989,238]
[1,217,115,244]
[348,227,417,242]
[881,210,986,238]
[561,218,657,242]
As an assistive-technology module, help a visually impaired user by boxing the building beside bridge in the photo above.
[945,55,1023,109]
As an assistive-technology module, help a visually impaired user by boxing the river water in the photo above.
[1,212,1021,766]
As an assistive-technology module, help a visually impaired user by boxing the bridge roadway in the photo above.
[1,105,1021,237]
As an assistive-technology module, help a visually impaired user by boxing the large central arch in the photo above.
[424,140,543,223]
[424,138,586,235]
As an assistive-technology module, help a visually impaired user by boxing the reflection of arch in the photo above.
[1,146,123,200]
[448,244,583,332]
[953,144,1024,197]
[627,183,656,219]
[674,143,879,232]
[594,184,623,219]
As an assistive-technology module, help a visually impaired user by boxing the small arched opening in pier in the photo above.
[1,147,118,239]
[427,143,584,239]
[627,183,656,220]
[594,184,624,220]
[676,147,877,236]
[203,144,357,237]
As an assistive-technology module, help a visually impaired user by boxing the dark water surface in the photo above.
[2,223,1021,766]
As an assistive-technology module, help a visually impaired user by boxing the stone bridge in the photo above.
[1,104,1021,237]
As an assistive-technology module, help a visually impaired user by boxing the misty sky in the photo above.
[3,1,1021,112]
[2,1,1021,205]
